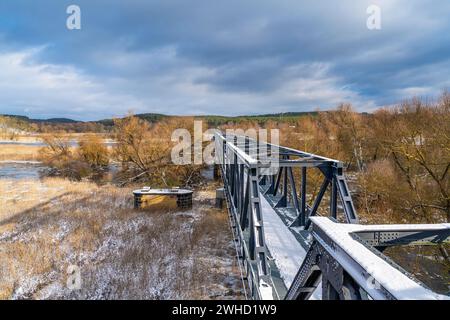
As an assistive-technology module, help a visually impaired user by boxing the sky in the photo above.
[0,0,449,120]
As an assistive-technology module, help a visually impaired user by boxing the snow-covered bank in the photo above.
[0,179,243,299]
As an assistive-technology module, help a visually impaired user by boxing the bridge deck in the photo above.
[260,195,322,299]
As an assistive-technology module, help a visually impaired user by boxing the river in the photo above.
[0,161,48,180]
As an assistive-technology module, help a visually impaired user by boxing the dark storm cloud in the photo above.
[0,0,449,120]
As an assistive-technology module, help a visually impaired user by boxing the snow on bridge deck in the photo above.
[260,196,305,288]
[260,195,322,299]
[310,217,450,300]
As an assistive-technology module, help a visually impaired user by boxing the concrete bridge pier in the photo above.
[213,164,221,180]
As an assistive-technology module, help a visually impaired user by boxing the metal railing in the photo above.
[214,131,450,300]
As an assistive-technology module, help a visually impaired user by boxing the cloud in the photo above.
[0,47,147,120]
[0,46,374,119]
[0,0,448,119]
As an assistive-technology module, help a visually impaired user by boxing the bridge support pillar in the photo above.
[213,164,221,180]
[215,187,225,209]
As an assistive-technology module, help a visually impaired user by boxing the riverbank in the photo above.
[0,177,243,299]
[0,144,41,161]
[0,134,117,162]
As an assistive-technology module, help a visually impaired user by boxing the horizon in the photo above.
[2,108,378,123]
[0,1,449,120]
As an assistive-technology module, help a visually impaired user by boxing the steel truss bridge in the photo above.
[214,131,450,300]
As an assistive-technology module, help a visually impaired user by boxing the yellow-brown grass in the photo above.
[0,145,41,161]
[0,133,111,162]
[1,135,41,143]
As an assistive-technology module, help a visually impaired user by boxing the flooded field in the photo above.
[0,136,447,299]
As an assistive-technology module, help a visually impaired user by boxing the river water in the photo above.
[0,162,48,180]
[0,139,115,180]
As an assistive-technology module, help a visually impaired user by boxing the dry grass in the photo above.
[0,145,41,161]
[0,134,110,162]
[0,135,42,143]
[0,178,243,300]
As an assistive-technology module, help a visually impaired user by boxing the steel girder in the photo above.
[214,131,360,299]
[215,132,274,299]
[214,131,449,300]
[256,143,358,229]
[286,217,450,300]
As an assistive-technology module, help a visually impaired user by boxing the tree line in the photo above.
[255,93,449,224]
[37,92,449,224]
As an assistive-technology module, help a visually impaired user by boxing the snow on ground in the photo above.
[0,178,244,300]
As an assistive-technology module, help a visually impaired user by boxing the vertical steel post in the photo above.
[249,166,270,293]
[330,173,337,219]
[300,167,307,226]
[288,167,300,213]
